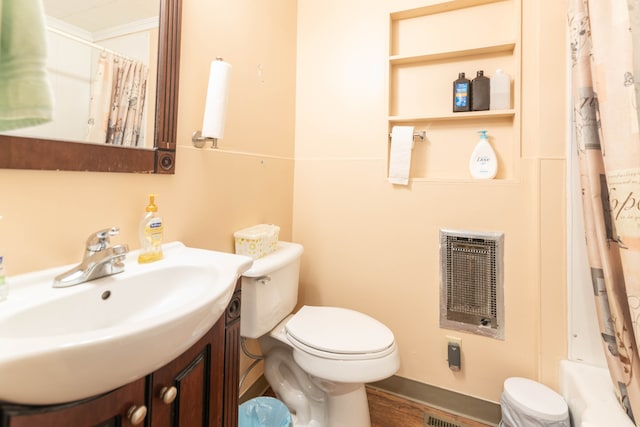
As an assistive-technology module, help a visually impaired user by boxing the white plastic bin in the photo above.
[500,377,570,427]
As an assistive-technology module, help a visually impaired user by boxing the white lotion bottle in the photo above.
[469,130,498,179]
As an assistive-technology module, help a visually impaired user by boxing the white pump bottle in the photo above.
[469,130,497,179]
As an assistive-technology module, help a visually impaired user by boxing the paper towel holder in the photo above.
[192,130,218,149]
[192,57,229,149]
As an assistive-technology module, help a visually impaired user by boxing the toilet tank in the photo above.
[240,241,304,339]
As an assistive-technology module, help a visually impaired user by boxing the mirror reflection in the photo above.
[0,0,180,174]
[2,0,160,149]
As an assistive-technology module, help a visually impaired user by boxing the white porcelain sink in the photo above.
[0,242,253,405]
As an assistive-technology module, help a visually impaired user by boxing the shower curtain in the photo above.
[568,0,640,424]
[86,52,148,147]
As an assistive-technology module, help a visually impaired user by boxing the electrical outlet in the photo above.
[446,336,462,371]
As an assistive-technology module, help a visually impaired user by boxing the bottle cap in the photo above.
[477,70,484,76]
[458,72,465,78]
[478,130,488,139]
[146,194,158,212]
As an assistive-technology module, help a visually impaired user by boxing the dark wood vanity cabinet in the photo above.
[221,286,241,427]
[0,378,147,427]
[149,284,241,427]
[0,281,242,427]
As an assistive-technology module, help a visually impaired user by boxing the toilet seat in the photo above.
[285,306,396,360]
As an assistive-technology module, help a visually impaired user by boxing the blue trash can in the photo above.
[239,396,292,427]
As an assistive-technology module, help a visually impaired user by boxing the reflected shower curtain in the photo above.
[86,52,148,147]
[569,0,640,424]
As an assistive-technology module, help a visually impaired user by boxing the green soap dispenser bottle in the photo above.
[0,215,6,301]
[138,194,164,263]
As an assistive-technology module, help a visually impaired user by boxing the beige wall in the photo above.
[293,0,567,403]
[2,0,566,406]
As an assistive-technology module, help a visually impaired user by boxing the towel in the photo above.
[0,0,53,131]
[388,125,414,185]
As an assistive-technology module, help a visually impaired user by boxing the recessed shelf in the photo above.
[388,0,520,181]
[389,110,515,123]
[390,0,508,20]
[408,177,520,184]
[389,42,516,65]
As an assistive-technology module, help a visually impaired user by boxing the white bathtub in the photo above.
[560,360,634,427]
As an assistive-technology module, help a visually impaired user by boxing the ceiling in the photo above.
[42,0,159,32]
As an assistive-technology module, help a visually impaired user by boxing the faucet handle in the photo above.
[86,227,120,253]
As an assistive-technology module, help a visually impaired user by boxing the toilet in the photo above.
[241,241,400,427]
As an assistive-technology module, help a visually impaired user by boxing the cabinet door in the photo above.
[1,378,147,427]
[149,317,226,427]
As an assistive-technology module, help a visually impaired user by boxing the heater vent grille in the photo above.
[425,415,461,427]
[440,229,504,339]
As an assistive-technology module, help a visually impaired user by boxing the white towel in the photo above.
[388,126,414,185]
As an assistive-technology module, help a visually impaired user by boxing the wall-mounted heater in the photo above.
[439,229,504,340]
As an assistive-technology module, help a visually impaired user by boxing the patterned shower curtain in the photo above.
[85,52,148,147]
[568,0,640,424]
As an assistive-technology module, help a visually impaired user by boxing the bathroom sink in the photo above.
[0,242,253,405]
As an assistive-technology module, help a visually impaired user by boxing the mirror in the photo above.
[0,0,181,174]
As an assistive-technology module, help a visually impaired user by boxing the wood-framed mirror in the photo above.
[0,0,181,174]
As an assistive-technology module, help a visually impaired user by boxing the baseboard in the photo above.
[369,375,501,426]
[240,374,501,426]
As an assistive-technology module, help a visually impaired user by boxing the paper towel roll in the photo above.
[388,125,414,185]
[201,59,232,139]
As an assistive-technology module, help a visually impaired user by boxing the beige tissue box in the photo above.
[234,224,280,259]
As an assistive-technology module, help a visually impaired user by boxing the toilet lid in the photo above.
[285,306,395,357]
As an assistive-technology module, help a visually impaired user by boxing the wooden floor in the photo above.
[265,386,495,427]
[367,386,495,427]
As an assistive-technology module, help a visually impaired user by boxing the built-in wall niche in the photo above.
[407,119,514,180]
[388,0,521,182]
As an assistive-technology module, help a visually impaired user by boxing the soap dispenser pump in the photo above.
[138,194,164,263]
[469,130,497,179]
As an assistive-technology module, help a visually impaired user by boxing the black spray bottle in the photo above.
[453,72,471,112]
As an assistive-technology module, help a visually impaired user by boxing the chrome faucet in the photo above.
[53,227,130,288]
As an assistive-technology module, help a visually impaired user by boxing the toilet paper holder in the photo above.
[388,130,426,141]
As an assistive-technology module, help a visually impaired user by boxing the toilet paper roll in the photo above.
[388,125,414,185]
[201,59,232,139]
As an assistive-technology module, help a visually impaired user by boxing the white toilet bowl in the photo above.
[241,241,400,427]
[261,307,399,427]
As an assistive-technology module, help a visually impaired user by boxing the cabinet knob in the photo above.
[126,405,147,425]
[159,386,178,404]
